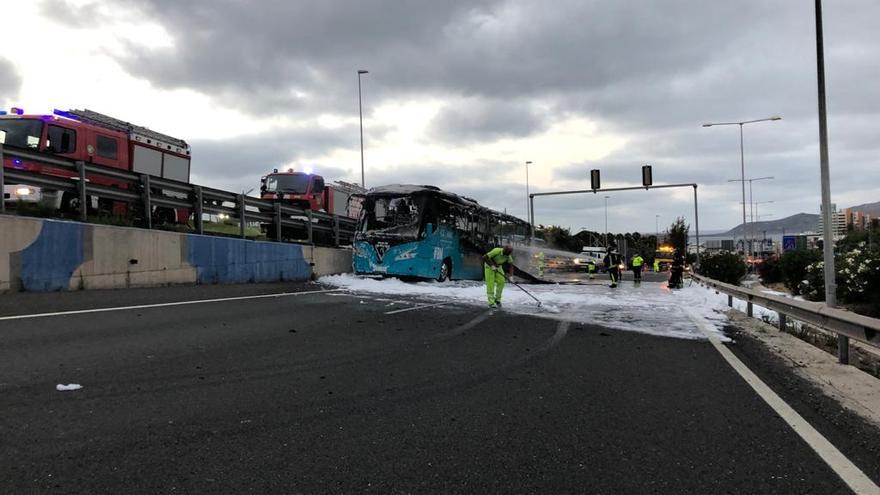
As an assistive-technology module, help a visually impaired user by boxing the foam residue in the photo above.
[320,274,731,342]
[56,384,82,392]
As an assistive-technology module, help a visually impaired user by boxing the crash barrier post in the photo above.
[193,185,204,235]
[238,193,247,239]
[0,147,356,248]
[274,202,282,242]
[141,174,152,230]
[76,161,87,222]
[691,273,880,365]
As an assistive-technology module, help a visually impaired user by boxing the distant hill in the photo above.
[721,213,819,237]
[849,201,880,216]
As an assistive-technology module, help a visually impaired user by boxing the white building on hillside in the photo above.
[818,203,846,240]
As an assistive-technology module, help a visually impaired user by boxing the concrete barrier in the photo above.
[0,215,352,292]
[309,245,353,278]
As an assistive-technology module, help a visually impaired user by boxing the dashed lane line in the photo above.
[0,289,345,322]
[686,309,880,495]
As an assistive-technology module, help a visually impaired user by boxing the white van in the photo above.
[573,246,606,272]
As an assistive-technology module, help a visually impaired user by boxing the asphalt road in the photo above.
[1,282,878,494]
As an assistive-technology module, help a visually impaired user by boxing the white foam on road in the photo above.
[56,384,82,391]
[320,274,731,342]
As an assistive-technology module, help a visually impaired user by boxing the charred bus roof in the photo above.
[360,184,526,225]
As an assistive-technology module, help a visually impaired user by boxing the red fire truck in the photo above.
[259,169,365,239]
[1,107,191,223]
[260,169,364,217]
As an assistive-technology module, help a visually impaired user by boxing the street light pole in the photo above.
[728,176,774,257]
[604,196,610,248]
[704,117,781,260]
[739,124,746,256]
[754,201,774,225]
[525,161,532,226]
[814,0,843,362]
[357,70,369,188]
[655,214,660,249]
[753,201,774,254]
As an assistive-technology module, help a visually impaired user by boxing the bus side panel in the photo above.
[438,227,483,280]
[352,227,486,281]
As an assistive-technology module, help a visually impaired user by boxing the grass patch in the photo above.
[202,221,264,239]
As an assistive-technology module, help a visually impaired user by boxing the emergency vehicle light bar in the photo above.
[53,109,82,121]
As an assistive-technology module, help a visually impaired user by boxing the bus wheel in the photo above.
[437,259,452,282]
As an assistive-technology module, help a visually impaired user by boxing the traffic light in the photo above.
[590,169,600,190]
[642,165,653,187]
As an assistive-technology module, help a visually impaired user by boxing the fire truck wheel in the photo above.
[60,192,86,215]
[154,207,176,225]
[97,198,114,216]
[436,259,452,282]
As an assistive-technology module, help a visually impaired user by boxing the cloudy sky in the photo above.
[3,0,878,233]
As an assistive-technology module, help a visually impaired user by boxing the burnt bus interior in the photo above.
[356,186,530,252]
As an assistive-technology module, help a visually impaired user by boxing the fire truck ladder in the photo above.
[63,108,190,154]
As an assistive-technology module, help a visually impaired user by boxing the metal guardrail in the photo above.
[0,144,357,247]
[691,273,880,364]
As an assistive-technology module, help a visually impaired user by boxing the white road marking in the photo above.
[0,289,344,322]
[533,320,570,354]
[686,309,880,495]
[385,301,451,315]
[437,310,493,339]
[513,320,570,366]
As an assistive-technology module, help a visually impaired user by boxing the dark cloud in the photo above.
[429,98,549,142]
[0,58,21,99]
[33,0,880,231]
[188,125,363,194]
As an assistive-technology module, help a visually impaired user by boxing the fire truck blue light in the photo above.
[53,109,82,121]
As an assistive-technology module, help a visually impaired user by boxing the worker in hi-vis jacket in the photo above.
[483,245,514,308]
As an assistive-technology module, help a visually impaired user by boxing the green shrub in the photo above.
[758,256,783,284]
[697,251,747,285]
[780,249,822,295]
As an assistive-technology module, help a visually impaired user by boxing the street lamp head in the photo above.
[770,116,782,121]
[358,70,369,74]
[526,161,532,165]
[701,123,713,127]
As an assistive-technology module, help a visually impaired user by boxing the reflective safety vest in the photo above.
[485,247,513,266]
[632,255,644,267]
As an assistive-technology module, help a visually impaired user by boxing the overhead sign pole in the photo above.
[530,182,701,268]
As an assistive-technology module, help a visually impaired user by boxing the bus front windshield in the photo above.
[0,119,43,149]
[359,195,422,239]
